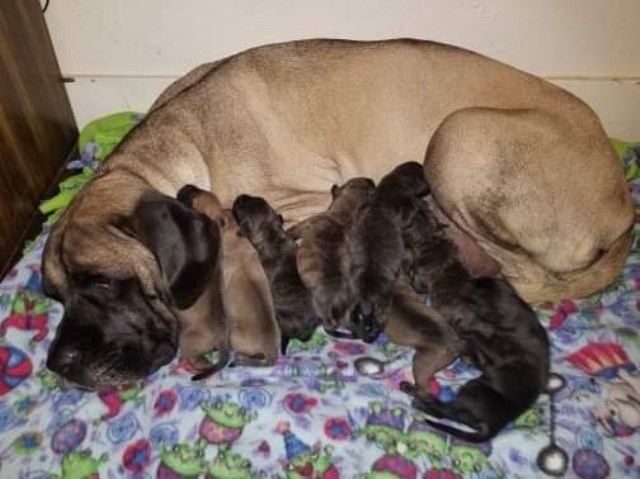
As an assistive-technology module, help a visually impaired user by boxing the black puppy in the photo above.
[401,201,550,443]
[350,161,429,342]
[232,194,319,353]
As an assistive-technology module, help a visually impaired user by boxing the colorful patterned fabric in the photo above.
[1,128,639,478]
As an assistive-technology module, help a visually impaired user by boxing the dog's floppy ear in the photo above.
[41,214,70,302]
[129,195,220,310]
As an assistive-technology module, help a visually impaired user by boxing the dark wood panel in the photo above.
[0,0,77,276]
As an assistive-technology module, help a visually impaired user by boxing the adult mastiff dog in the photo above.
[42,39,633,388]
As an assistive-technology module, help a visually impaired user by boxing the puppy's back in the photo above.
[294,177,374,332]
[296,215,357,330]
[351,163,428,337]
[452,277,550,392]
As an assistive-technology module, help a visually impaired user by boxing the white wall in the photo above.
[46,0,640,139]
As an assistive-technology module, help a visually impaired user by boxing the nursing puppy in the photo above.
[350,162,429,342]
[287,177,375,334]
[168,218,229,380]
[232,194,319,352]
[385,279,463,397]
[178,186,281,367]
[401,201,550,443]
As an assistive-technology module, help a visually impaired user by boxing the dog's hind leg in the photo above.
[424,107,633,302]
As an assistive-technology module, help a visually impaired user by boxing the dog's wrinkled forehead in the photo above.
[64,221,160,292]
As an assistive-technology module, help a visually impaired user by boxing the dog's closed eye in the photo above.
[94,280,113,290]
[74,273,117,290]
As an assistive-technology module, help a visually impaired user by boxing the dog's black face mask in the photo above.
[46,195,220,390]
[46,275,177,389]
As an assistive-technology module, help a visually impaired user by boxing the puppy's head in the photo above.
[43,190,220,389]
[331,177,376,202]
[178,184,226,224]
[231,194,283,242]
[378,162,429,198]
[375,162,430,227]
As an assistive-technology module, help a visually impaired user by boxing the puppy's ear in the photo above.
[129,195,220,310]
[277,214,285,225]
[176,184,202,208]
[401,162,430,198]
[331,184,340,199]
[413,177,430,198]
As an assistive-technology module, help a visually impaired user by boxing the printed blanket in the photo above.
[1,115,640,478]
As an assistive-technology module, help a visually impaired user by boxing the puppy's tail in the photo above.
[191,349,231,381]
[417,405,493,443]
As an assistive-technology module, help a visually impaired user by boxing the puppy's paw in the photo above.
[188,349,231,381]
[235,352,274,367]
[186,355,212,372]
[400,381,419,397]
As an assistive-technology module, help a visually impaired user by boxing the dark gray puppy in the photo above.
[350,161,429,342]
[232,194,319,353]
[287,177,375,334]
[400,201,550,443]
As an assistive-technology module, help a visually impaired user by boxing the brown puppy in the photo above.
[178,185,281,367]
[400,200,550,443]
[385,279,463,397]
[232,194,319,353]
[287,177,375,333]
[174,236,229,380]
[350,162,429,342]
